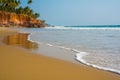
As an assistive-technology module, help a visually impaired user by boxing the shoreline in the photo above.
[0,27,120,80]
[27,28,120,74]
[29,37,120,75]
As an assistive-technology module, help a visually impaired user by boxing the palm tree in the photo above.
[16,6,24,14]
[24,6,30,14]
[0,0,20,12]
[29,9,33,16]
[8,0,20,12]
[33,13,40,19]
[28,0,32,4]
[0,0,7,11]
[0,0,40,19]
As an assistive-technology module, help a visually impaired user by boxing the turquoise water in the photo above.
[17,26,120,74]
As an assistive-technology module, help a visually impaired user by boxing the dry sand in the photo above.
[0,27,120,80]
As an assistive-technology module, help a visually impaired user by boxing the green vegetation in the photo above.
[0,0,40,19]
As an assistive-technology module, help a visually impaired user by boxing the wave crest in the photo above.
[45,26,120,30]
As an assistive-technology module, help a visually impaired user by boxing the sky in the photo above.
[21,0,120,26]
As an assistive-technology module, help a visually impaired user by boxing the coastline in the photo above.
[0,27,120,80]
[27,27,120,74]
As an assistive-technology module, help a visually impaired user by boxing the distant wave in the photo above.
[45,26,120,30]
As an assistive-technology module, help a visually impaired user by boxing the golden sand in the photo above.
[0,27,120,80]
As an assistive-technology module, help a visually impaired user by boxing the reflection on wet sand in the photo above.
[3,33,38,49]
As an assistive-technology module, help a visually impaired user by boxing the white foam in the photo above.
[45,26,120,30]
[27,31,120,75]
[46,44,53,46]
[75,53,120,74]
[75,52,88,64]
[45,26,67,29]
[71,49,81,53]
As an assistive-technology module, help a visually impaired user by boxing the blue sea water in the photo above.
[17,25,120,74]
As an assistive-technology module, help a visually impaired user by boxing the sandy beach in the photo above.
[0,27,120,80]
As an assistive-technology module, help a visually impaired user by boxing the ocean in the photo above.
[17,25,120,74]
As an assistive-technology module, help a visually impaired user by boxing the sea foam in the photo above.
[45,26,120,30]
[75,53,120,74]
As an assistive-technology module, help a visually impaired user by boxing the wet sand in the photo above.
[0,27,120,80]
